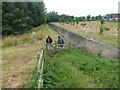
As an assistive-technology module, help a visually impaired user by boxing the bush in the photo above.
[100,26,104,34]
[100,19,105,25]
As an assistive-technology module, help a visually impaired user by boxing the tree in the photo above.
[73,19,76,25]
[46,11,59,23]
[95,15,102,20]
[75,18,79,28]
[78,17,85,21]
[91,16,95,20]
[2,2,46,35]
[86,15,91,21]
[100,19,105,34]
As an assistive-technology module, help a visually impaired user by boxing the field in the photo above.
[43,48,118,88]
[2,24,60,88]
[53,21,118,47]
[1,23,119,88]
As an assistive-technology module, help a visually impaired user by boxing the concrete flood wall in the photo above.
[49,23,119,60]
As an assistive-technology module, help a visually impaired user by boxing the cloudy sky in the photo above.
[44,0,120,17]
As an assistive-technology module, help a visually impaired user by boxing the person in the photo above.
[46,36,53,50]
[57,36,64,48]
[46,36,52,44]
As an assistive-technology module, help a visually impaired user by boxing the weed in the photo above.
[43,48,118,88]
[20,83,25,88]
[28,66,38,88]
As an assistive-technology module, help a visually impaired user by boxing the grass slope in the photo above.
[2,24,60,88]
[43,48,118,88]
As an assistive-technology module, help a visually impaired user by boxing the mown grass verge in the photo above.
[43,48,118,88]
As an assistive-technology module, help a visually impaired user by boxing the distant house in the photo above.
[104,13,120,20]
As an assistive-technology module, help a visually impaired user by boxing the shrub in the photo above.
[100,19,105,25]
[100,26,104,34]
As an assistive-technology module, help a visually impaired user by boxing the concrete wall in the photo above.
[49,23,119,60]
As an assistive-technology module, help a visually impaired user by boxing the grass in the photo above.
[2,23,118,88]
[2,24,60,88]
[28,66,38,88]
[53,21,118,47]
[2,29,43,48]
[43,48,118,88]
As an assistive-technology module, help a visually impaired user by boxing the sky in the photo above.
[44,0,120,17]
[2,0,43,2]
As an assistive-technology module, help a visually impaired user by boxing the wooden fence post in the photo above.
[38,49,44,88]
[68,42,70,49]
[37,52,40,62]
[88,26,92,39]
[55,41,57,51]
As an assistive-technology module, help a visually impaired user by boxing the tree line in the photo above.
[2,2,102,35]
[46,12,102,23]
[2,2,46,35]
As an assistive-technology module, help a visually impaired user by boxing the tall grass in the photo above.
[2,29,43,48]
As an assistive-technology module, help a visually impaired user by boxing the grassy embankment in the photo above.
[2,24,60,88]
[43,48,118,88]
[53,21,118,47]
[2,23,118,88]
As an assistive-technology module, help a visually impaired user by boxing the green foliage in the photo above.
[2,2,46,35]
[73,19,76,25]
[48,14,75,24]
[43,48,118,88]
[100,25,104,34]
[100,19,105,25]
[86,15,91,20]
[75,18,79,25]
[20,83,25,88]
[99,19,105,34]
[78,16,86,21]
[94,15,102,20]
[46,11,59,23]
[28,66,38,88]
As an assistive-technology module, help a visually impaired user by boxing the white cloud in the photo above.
[44,0,120,16]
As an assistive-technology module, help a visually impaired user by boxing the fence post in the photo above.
[37,52,40,62]
[38,49,44,88]
[68,42,70,49]
[55,41,57,51]
[88,26,92,39]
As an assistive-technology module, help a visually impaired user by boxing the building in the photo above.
[104,13,120,20]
